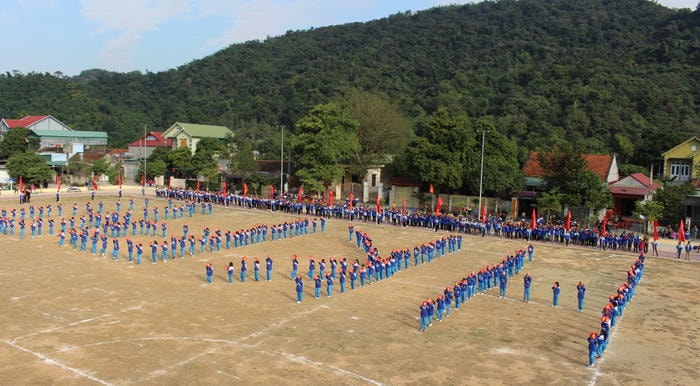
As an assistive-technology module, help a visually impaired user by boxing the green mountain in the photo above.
[0,0,698,168]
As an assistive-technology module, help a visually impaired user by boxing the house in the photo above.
[1,115,108,166]
[127,131,172,159]
[513,152,620,218]
[661,136,700,182]
[162,122,233,155]
[608,173,660,216]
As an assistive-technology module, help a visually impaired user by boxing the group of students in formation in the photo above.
[587,252,645,367]
[204,256,274,284]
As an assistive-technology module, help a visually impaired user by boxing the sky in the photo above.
[0,0,696,77]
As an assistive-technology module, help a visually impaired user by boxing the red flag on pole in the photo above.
[222,181,227,195]
[141,173,145,187]
[376,195,382,213]
[56,174,61,192]
[196,180,200,192]
[531,208,536,230]
[118,174,122,189]
[92,177,98,190]
[481,203,487,224]
[297,185,304,202]
[328,190,334,206]
[602,212,608,237]
[565,209,571,231]
[349,192,354,210]
[402,198,406,215]
[679,219,687,242]
[269,184,275,198]
[435,196,443,215]
[243,183,248,197]
[429,184,434,194]
[653,219,659,241]
[19,176,23,192]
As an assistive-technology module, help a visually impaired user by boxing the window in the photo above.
[371,174,377,187]
[179,139,187,148]
[670,160,690,181]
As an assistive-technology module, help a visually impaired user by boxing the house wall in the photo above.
[663,139,700,180]
[31,118,71,131]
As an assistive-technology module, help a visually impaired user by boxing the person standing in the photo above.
[419,301,429,332]
[253,258,260,281]
[325,272,334,297]
[136,242,143,265]
[685,241,692,260]
[265,256,273,281]
[576,281,586,312]
[676,241,683,259]
[295,275,304,303]
[227,262,235,284]
[588,332,598,367]
[240,257,248,282]
[499,270,508,298]
[314,275,322,299]
[552,281,560,308]
[205,262,214,284]
[290,255,298,280]
[523,273,532,303]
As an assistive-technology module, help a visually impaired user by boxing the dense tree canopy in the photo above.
[6,152,53,186]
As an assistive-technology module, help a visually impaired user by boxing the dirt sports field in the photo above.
[1,187,699,386]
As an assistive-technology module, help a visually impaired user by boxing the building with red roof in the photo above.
[127,131,173,159]
[608,173,660,216]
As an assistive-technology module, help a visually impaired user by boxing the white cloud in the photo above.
[80,0,191,71]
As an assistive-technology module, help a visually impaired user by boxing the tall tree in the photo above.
[0,127,36,159]
[539,146,608,209]
[653,182,694,224]
[6,152,53,186]
[294,103,360,193]
[340,88,413,176]
[402,108,471,192]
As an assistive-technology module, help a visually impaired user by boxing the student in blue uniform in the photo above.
[205,263,214,284]
[588,332,598,367]
[499,270,508,298]
[295,275,304,303]
[576,281,586,312]
[325,273,334,297]
[523,273,532,303]
[290,255,299,280]
[552,281,560,308]
[240,257,248,282]
[227,262,235,284]
[314,275,322,299]
[265,256,273,281]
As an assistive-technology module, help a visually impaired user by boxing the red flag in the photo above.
[222,181,227,195]
[602,212,608,237]
[328,190,334,206]
[376,195,382,213]
[653,219,659,241]
[481,203,487,224]
[19,176,23,192]
[402,198,406,215]
[117,174,122,189]
[92,177,98,190]
[435,196,443,215]
[297,185,303,202]
[349,192,354,210]
[141,173,145,187]
[429,184,434,194]
[196,180,200,192]
[531,208,536,230]
[565,209,571,231]
[269,184,275,198]
[243,183,248,197]
[56,174,61,192]
[679,219,687,242]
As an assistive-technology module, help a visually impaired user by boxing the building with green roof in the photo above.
[162,122,233,155]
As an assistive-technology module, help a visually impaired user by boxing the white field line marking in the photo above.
[9,314,111,344]
[4,340,112,386]
[587,319,620,386]
[217,370,242,380]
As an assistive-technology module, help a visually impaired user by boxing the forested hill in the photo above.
[0,0,698,167]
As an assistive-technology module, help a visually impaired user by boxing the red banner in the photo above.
[118,174,122,189]
[328,190,334,206]
[243,183,248,197]
[56,174,61,192]
[196,180,200,192]
[602,212,608,236]
[349,192,354,210]
[92,177,98,190]
[481,203,487,224]
[565,209,571,231]
[679,219,687,242]
[429,184,434,194]
[269,184,275,198]
[531,208,536,230]
[297,185,304,202]
[402,198,406,215]
[653,219,658,241]
[19,176,23,192]
[222,181,227,195]
[141,173,145,187]
[435,196,443,215]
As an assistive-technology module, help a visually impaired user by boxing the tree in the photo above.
[168,147,195,178]
[230,136,259,181]
[536,189,564,223]
[539,146,608,209]
[653,182,694,224]
[294,103,360,193]
[465,119,523,198]
[340,88,413,176]
[402,108,471,192]
[0,127,35,159]
[6,152,53,186]
[91,158,110,176]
